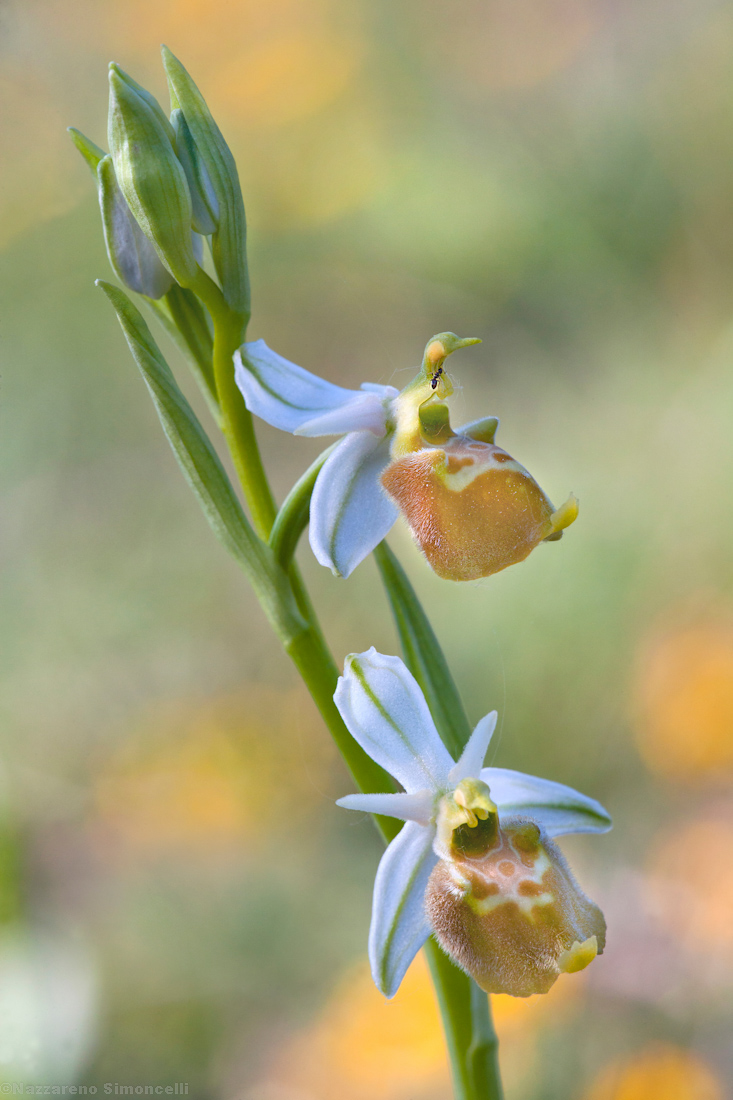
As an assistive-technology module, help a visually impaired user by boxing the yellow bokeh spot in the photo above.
[647,816,733,958]
[241,102,389,229]
[634,621,733,779]
[582,1043,725,1100]
[210,33,362,129]
[249,952,581,1099]
[92,686,335,858]
[259,955,449,1100]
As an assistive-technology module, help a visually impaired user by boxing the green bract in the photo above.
[68,127,106,174]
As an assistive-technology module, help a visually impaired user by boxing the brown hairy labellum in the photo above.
[425,814,606,997]
[381,437,563,582]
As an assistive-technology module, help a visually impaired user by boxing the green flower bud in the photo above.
[68,127,106,175]
[425,794,606,997]
[107,63,199,287]
[109,64,177,147]
[171,109,219,236]
[97,155,174,299]
[162,46,250,321]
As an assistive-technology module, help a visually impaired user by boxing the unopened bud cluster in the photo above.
[69,48,248,316]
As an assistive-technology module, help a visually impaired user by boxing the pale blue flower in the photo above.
[333,648,612,997]
[234,340,400,579]
[234,335,577,582]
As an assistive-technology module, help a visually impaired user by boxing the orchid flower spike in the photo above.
[334,649,610,998]
[234,335,578,581]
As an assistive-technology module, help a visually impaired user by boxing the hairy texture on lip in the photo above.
[381,437,556,582]
[425,816,606,997]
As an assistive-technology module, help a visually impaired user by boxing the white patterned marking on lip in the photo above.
[449,834,555,917]
[440,443,526,493]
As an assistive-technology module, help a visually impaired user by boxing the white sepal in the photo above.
[336,790,435,826]
[448,711,498,785]
[482,767,612,837]
[368,821,437,998]
[234,339,366,434]
[335,649,454,792]
[309,433,398,578]
[293,392,390,438]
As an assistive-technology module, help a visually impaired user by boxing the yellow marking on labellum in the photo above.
[557,935,598,974]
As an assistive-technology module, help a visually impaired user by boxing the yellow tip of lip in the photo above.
[558,935,598,974]
[549,493,579,536]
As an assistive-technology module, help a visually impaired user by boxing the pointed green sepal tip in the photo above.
[107,60,198,287]
[68,127,106,175]
[108,62,176,144]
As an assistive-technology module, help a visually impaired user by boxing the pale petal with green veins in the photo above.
[309,432,397,578]
[481,768,612,837]
[368,820,437,998]
[335,649,454,791]
[235,339,390,435]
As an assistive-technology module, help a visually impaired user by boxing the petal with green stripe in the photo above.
[310,433,397,578]
[368,820,437,998]
[335,649,453,791]
[235,339,391,436]
[483,768,612,837]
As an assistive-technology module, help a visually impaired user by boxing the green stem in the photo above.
[189,268,277,539]
[425,942,503,1100]
[185,273,396,816]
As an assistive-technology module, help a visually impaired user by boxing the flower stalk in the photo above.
[187,268,275,539]
[99,272,505,1095]
[73,48,611,1100]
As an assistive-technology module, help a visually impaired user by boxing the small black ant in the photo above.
[430,365,444,390]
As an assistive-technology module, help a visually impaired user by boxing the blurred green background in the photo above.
[2,0,733,1097]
